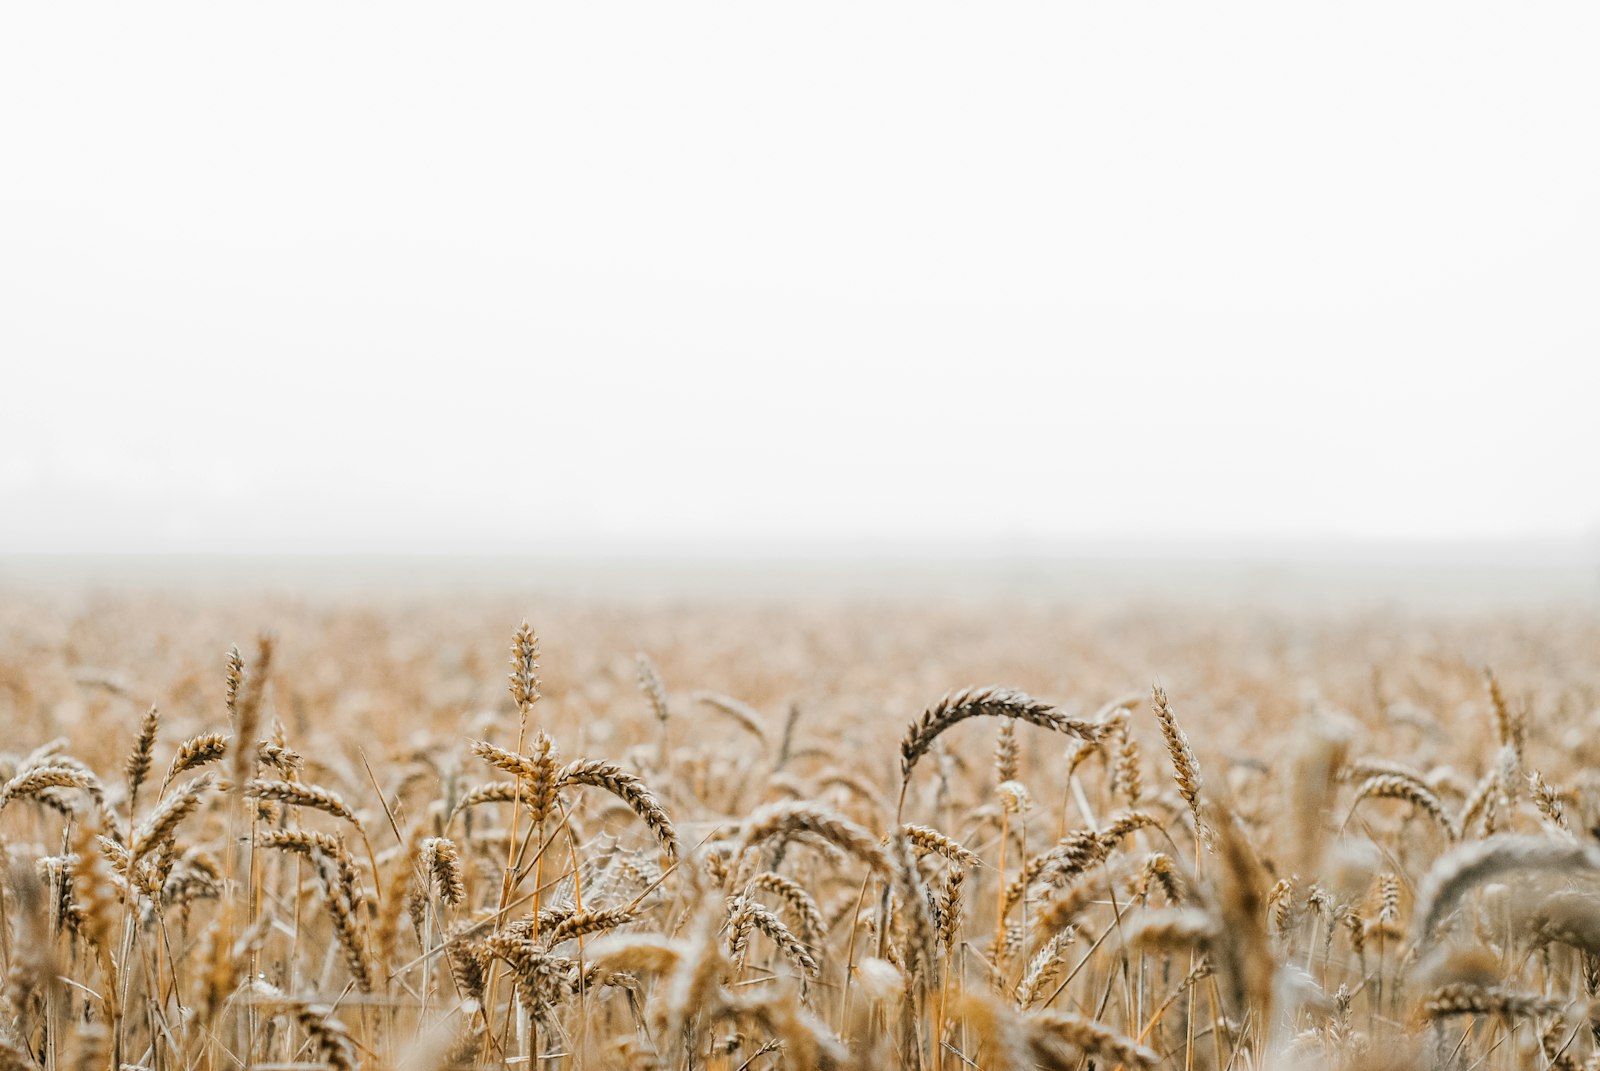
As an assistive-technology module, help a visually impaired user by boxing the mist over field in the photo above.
[4,538,1598,611]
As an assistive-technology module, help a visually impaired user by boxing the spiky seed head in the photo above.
[509,621,541,710]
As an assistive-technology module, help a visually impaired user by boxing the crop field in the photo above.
[2,591,1599,1070]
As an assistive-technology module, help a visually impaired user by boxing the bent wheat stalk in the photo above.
[898,687,1107,816]
[1414,835,1600,944]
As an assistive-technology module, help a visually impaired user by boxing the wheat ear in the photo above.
[900,687,1107,787]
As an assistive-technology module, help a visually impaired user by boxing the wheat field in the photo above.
[2,590,1599,1070]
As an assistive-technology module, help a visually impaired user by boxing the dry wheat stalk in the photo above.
[1152,686,1204,838]
[1136,851,1186,904]
[587,933,687,975]
[1031,856,1144,942]
[1003,831,1106,918]
[421,836,466,905]
[1530,770,1570,832]
[895,823,979,868]
[295,1003,358,1071]
[243,778,362,829]
[509,621,542,710]
[636,653,670,724]
[726,895,817,976]
[899,687,1106,783]
[1414,835,1600,944]
[655,900,730,1045]
[132,773,214,860]
[557,758,678,859]
[374,819,426,974]
[1529,890,1600,959]
[954,990,1033,1069]
[745,870,826,953]
[1416,982,1564,1024]
[1112,721,1144,806]
[1342,756,1432,785]
[162,732,229,790]
[0,766,98,814]
[888,830,937,987]
[1015,930,1075,1008]
[452,778,523,811]
[257,828,345,858]
[69,819,120,963]
[1129,908,1219,953]
[1348,774,1456,839]
[937,867,965,955]
[1028,1009,1159,1070]
[1484,668,1524,761]
[124,704,159,809]
[256,733,304,775]
[470,738,542,781]
[695,692,769,745]
[1208,805,1274,1023]
[313,851,373,991]
[738,800,888,876]
[229,633,274,790]
[543,906,635,947]
[995,719,1019,786]
[471,735,560,825]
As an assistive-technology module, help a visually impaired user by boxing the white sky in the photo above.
[2,3,1597,554]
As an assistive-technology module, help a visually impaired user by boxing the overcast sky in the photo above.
[2,3,1597,555]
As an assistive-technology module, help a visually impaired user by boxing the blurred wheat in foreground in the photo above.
[2,596,1600,1071]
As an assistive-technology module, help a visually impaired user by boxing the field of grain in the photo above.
[3,590,1599,1070]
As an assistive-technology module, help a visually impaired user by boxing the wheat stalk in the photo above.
[899,687,1107,786]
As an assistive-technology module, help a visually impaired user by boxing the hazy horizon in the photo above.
[4,2,1598,558]
[6,535,1596,611]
